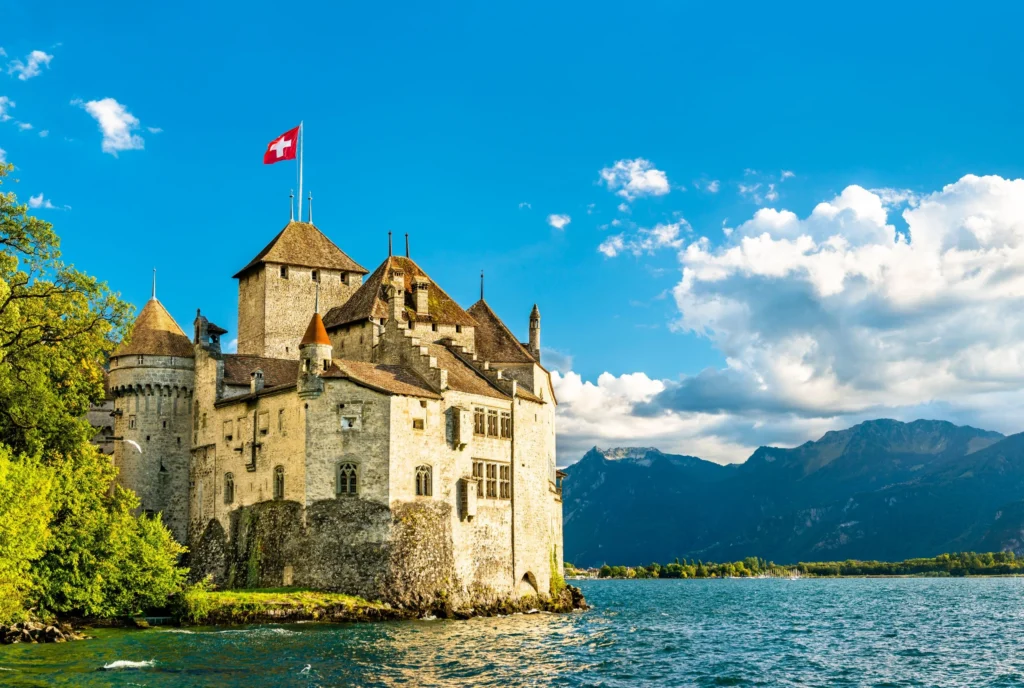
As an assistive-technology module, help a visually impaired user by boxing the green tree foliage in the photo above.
[0,162,186,622]
[0,447,53,621]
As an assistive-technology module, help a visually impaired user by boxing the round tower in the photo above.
[108,288,194,544]
[298,291,333,398]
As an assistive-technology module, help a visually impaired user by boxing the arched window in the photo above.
[273,465,285,500]
[336,462,358,496]
[415,465,432,497]
[224,472,235,504]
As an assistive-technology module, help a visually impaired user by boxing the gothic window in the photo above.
[472,461,484,497]
[473,408,485,436]
[486,410,499,437]
[486,463,498,498]
[273,465,285,500]
[500,464,511,499]
[224,472,235,504]
[336,462,358,496]
[500,412,512,439]
[415,465,432,497]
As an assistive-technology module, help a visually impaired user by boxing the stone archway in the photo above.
[517,571,539,597]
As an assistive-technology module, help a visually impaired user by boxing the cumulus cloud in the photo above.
[77,98,145,156]
[599,221,688,257]
[0,96,13,121]
[599,158,670,201]
[547,213,571,230]
[28,193,56,209]
[562,174,1024,464]
[7,50,53,80]
[16,121,31,131]
[707,180,720,193]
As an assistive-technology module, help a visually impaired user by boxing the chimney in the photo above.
[412,276,430,317]
[250,369,265,394]
[388,268,405,326]
[529,304,541,362]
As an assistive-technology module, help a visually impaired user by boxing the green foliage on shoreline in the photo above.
[584,551,1024,579]
[0,162,187,623]
[177,586,381,625]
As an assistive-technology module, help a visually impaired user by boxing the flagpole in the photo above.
[297,121,304,222]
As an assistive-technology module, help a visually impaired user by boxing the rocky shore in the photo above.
[180,585,588,626]
[0,621,87,644]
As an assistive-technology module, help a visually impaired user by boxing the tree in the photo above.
[0,447,53,621]
[0,162,186,621]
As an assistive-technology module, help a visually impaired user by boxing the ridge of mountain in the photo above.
[562,419,1016,567]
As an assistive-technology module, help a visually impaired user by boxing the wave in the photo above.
[102,660,155,670]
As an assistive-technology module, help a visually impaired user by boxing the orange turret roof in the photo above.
[300,311,331,346]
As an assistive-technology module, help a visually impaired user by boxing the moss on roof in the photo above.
[233,221,367,278]
[113,298,194,358]
[322,256,477,329]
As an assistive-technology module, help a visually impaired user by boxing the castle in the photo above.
[106,220,565,607]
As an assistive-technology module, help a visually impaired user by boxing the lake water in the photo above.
[3,578,1024,686]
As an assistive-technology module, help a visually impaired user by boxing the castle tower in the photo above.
[298,293,333,398]
[528,304,541,362]
[108,289,194,543]
[233,221,368,360]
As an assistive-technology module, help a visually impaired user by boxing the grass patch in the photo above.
[178,585,386,625]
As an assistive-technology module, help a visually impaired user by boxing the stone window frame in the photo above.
[486,463,498,498]
[412,418,425,430]
[486,410,499,438]
[336,462,358,497]
[500,411,512,439]
[415,464,432,497]
[128,414,137,430]
[273,465,285,500]
[311,269,319,282]
[473,407,485,436]
[472,460,484,497]
[280,265,289,279]
[224,472,235,504]
[499,464,511,499]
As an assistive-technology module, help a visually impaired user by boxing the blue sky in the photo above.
[5,1,1024,463]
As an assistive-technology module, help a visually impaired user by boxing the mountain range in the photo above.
[561,419,1024,567]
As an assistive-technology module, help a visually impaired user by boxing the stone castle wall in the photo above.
[109,353,193,543]
[238,264,362,359]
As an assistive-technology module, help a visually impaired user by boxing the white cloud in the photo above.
[147,126,163,134]
[518,201,531,209]
[224,338,238,354]
[598,221,688,258]
[541,348,574,374]
[0,96,13,121]
[599,158,670,201]
[781,170,795,180]
[7,50,53,80]
[547,213,571,230]
[0,147,6,163]
[16,121,31,131]
[0,48,6,58]
[563,174,1024,464]
[617,202,630,214]
[707,180,720,193]
[38,129,48,138]
[77,98,145,156]
[28,193,55,209]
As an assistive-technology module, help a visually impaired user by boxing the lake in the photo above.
[3,578,1024,686]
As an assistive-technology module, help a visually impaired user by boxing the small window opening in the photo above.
[455,325,463,333]
[311,269,319,282]
[280,265,289,279]
[273,465,285,499]
[413,418,425,430]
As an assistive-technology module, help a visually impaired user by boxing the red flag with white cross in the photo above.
[263,126,299,164]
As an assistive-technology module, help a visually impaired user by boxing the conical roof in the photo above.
[300,312,331,346]
[467,300,535,364]
[113,298,194,358]
[233,221,368,278]
[322,255,477,329]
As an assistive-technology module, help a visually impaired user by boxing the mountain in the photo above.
[561,419,1019,567]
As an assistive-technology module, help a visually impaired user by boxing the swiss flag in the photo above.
[263,126,299,164]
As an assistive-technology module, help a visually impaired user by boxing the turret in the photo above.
[298,287,333,398]
[528,304,541,362]
[108,286,194,543]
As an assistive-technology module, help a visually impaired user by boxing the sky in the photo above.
[4,1,1024,465]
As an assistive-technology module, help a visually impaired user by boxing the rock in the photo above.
[128,617,150,629]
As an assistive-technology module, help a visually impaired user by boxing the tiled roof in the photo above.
[232,221,367,278]
[300,312,331,346]
[222,355,299,388]
[322,256,477,329]
[113,298,194,358]
[427,343,509,401]
[323,359,442,399]
[466,300,536,364]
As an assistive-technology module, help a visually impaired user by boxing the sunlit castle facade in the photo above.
[109,220,565,607]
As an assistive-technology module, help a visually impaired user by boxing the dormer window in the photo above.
[280,266,289,279]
